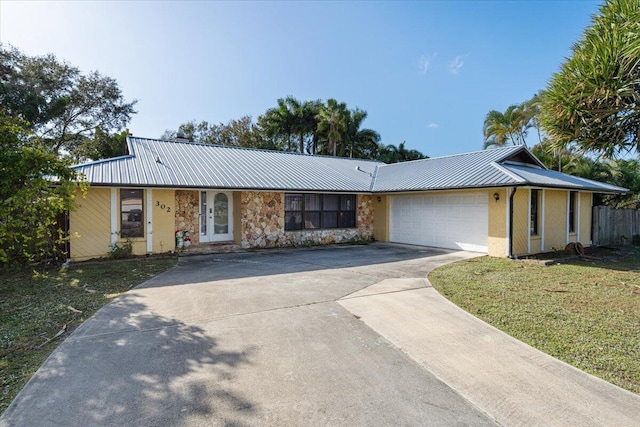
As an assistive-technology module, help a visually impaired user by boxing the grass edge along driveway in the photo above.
[429,248,640,395]
[1,257,178,414]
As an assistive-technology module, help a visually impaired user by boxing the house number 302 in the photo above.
[155,201,171,213]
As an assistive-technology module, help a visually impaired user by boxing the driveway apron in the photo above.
[1,244,493,426]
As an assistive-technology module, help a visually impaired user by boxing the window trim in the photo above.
[284,193,357,231]
[568,191,577,234]
[530,189,539,236]
[120,188,144,238]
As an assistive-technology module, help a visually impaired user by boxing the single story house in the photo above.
[69,136,626,261]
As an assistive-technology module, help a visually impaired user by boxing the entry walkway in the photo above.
[339,278,640,427]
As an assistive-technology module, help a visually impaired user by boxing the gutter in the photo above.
[508,186,517,259]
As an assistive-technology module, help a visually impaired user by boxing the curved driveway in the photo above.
[4,244,639,426]
[2,244,492,426]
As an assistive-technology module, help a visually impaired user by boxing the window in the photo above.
[121,189,144,238]
[284,193,356,231]
[569,191,577,233]
[530,189,539,236]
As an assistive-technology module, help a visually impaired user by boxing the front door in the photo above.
[200,191,233,243]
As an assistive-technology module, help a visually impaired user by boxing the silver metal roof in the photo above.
[502,164,628,193]
[371,146,526,192]
[73,137,380,192]
[73,138,627,194]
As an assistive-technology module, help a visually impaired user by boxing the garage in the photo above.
[389,192,488,252]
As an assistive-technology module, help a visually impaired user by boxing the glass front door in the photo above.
[200,191,233,242]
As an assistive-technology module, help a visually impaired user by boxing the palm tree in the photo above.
[343,108,381,159]
[316,99,348,156]
[377,141,426,163]
[262,98,294,151]
[483,104,529,149]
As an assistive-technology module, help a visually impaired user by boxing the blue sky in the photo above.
[1,0,601,158]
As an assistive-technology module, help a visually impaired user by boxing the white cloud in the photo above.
[419,53,437,74]
[419,55,430,73]
[426,123,439,129]
[449,55,464,74]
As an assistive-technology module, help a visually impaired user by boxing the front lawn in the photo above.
[429,248,640,395]
[0,257,178,414]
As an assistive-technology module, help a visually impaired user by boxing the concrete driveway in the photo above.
[1,244,494,426]
[4,244,639,426]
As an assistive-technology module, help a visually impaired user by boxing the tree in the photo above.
[163,116,277,150]
[343,109,381,159]
[0,111,85,265]
[75,128,129,160]
[539,0,640,158]
[316,98,348,156]
[483,104,529,149]
[261,98,296,151]
[0,45,136,160]
[377,141,427,163]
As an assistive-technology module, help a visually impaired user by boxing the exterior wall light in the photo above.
[493,192,500,202]
[377,196,382,202]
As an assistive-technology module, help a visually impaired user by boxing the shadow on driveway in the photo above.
[1,294,257,426]
[140,243,454,289]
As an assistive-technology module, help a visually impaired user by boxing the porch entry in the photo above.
[200,191,233,242]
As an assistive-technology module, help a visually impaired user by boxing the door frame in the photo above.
[199,190,234,243]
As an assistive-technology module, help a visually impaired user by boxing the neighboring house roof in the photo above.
[72,137,628,194]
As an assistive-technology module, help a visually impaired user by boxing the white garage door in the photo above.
[389,193,488,252]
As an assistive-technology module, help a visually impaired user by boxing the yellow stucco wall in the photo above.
[512,189,529,256]
[488,188,507,257]
[70,187,111,261]
[373,195,389,242]
[543,190,568,252]
[579,192,592,246]
[151,189,175,253]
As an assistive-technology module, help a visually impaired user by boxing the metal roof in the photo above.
[73,138,628,194]
[502,164,628,193]
[73,137,381,192]
[371,146,527,192]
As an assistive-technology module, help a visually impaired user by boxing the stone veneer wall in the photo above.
[240,191,374,249]
[241,191,286,248]
[175,190,200,245]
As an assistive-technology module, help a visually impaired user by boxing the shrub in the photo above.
[108,239,133,259]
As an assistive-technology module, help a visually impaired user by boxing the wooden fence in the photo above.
[592,205,640,246]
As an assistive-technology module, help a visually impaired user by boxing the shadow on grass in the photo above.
[1,294,257,426]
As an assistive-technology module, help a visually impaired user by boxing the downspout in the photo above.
[509,187,517,259]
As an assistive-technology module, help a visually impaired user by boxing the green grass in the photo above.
[429,248,640,395]
[0,257,177,414]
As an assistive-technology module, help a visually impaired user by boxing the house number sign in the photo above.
[155,201,171,213]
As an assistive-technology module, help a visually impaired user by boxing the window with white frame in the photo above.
[120,189,144,238]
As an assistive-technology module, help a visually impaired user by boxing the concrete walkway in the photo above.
[339,278,640,427]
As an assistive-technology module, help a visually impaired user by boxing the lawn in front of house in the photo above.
[0,257,178,414]
[428,248,640,395]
